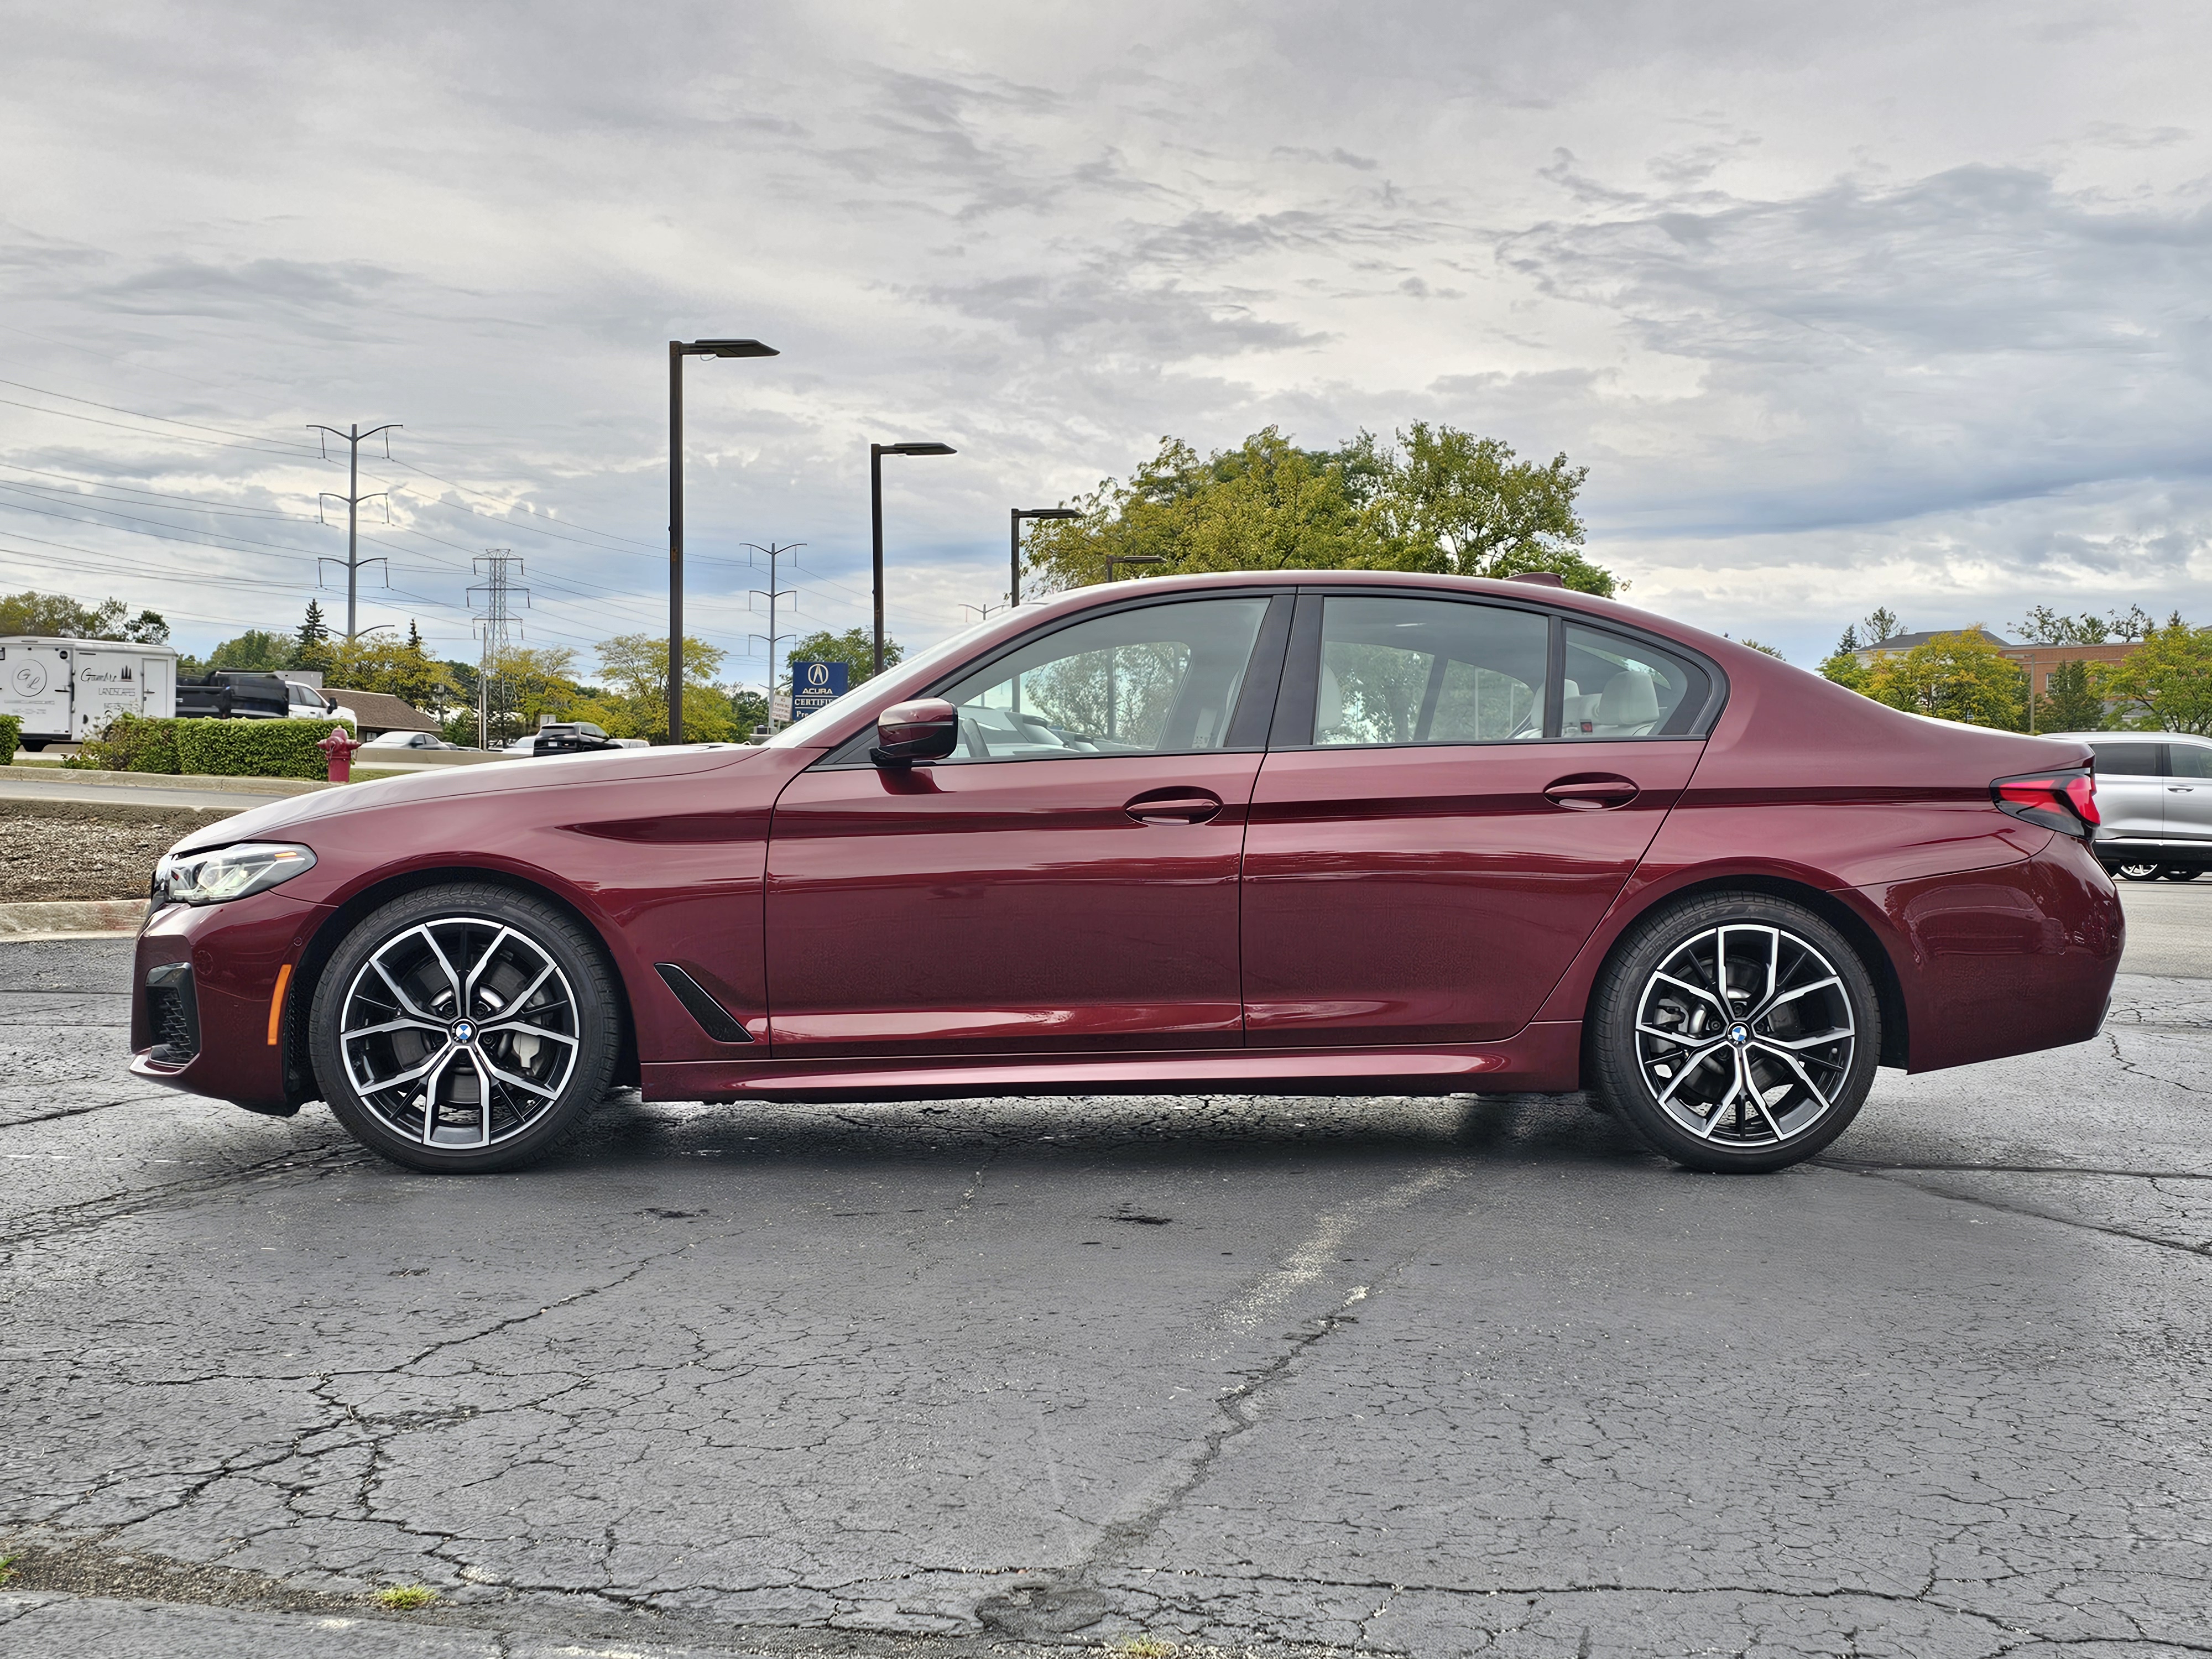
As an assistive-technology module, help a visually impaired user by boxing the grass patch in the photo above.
[0,1553,18,1584]
[375,1584,438,1611]
[1118,1639,1177,1659]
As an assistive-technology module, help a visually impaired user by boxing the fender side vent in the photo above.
[654,963,753,1044]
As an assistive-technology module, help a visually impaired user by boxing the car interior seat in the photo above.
[1594,671,1660,736]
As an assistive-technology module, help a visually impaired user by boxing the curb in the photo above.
[0,899,149,942]
[0,769,330,797]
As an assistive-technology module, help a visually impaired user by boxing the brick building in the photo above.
[1853,629,2143,700]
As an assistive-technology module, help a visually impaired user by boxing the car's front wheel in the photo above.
[309,884,621,1173]
[2114,861,2163,881]
[2161,866,2204,882]
[1587,893,1881,1173]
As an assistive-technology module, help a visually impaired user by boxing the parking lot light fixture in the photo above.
[669,338,779,743]
[869,441,958,678]
[1010,507,1081,607]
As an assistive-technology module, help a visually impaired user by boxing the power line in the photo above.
[310,422,401,640]
[467,551,529,749]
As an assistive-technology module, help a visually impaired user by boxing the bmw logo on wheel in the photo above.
[452,1019,477,1044]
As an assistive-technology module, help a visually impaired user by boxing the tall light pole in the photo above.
[870,441,956,678]
[669,338,778,743]
[1009,506,1079,607]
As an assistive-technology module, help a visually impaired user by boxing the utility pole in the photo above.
[309,422,401,640]
[466,551,529,750]
[745,541,804,735]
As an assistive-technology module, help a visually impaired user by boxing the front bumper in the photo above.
[131,891,326,1115]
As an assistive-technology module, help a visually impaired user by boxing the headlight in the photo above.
[154,842,317,906]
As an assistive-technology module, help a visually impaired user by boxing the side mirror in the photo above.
[871,698,959,767]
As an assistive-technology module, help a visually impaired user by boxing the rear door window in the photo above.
[1310,596,1550,747]
[2167,744,2212,779]
[1560,623,1708,739]
[2093,742,2166,777]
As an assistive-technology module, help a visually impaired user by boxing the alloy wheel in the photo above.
[337,916,580,1149]
[2115,862,2161,881]
[1633,923,1855,1149]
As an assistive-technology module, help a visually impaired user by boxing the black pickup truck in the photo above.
[175,672,339,721]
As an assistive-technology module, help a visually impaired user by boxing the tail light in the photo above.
[1991,767,2098,838]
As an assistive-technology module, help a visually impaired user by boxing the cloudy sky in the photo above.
[1,0,2206,680]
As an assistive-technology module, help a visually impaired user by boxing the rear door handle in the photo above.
[1544,774,1640,811]
[1125,787,1223,825]
[2170,786,2194,792]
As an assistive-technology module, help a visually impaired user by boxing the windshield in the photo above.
[761,609,1041,748]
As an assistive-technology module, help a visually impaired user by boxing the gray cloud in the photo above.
[0,0,2208,674]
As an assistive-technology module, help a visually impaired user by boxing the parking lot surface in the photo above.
[2,885,2208,1658]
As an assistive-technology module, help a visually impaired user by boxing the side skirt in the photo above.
[640,1021,1582,1104]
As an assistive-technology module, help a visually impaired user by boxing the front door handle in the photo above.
[1125,787,1223,825]
[1544,774,1640,811]
[2169,786,2194,792]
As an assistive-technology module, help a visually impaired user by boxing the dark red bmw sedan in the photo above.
[130,571,2120,1174]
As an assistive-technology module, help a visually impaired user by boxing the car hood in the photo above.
[169,743,767,855]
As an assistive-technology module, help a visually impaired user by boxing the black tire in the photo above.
[2114,862,2162,881]
[1587,892,1881,1173]
[2161,866,2204,882]
[310,884,622,1173]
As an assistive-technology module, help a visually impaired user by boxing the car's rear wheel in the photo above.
[1587,893,1880,1173]
[309,884,621,1173]
[2114,861,2162,881]
[2161,865,2203,882]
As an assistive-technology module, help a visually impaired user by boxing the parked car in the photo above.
[362,731,462,752]
[2045,731,2212,881]
[129,572,2121,1177]
[531,721,620,757]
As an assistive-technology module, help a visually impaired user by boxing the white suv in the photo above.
[2048,731,2212,881]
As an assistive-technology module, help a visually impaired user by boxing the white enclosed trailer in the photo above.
[0,635,179,748]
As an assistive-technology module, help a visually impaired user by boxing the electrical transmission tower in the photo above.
[309,421,401,640]
[467,551,529,750]
[745,541,804,733]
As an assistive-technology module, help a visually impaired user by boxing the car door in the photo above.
[2088,740,2166,846]
[1241,597,1713,1047]
[2162,740,2212,847]
[764,592,1290,1058]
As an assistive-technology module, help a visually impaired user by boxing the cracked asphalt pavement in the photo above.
[3,886,2210,1658]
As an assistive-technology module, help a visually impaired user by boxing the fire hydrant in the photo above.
[319,726,363,783]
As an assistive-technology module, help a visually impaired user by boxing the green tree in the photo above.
[2016,606,2111,645]
[326,627,457,714]
[2037,658,2107,732]
[205,629,291,672]
[1864,628,2025,729]
[1738,639,1787,660]
[291,601,335,675]
[1023,423,1616,597]
[784,627,904,692]
[2096,619,2212,734]
[2107,604,2153,642]
[1366,421,1603,589]
[1860,607,1905,646]
[593,633,729,742]
[0,590,166,642]
[1819,648,1872,693]
[727,687,769,739]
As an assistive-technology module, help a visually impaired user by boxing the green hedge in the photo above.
[0,713,18,767]
[75,714,355,780]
